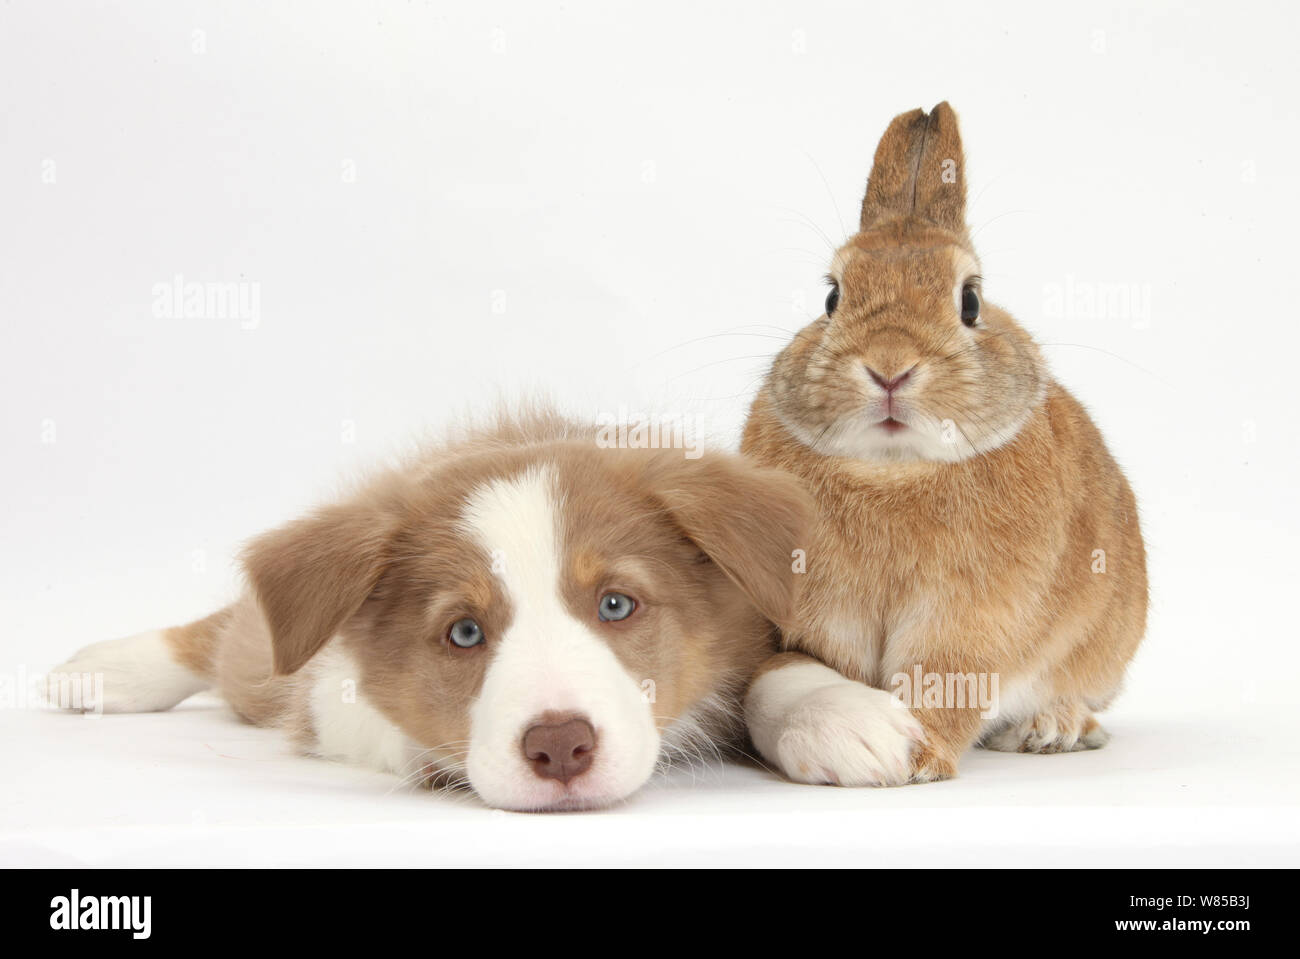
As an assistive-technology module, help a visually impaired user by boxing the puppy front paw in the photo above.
[747,663,924,787]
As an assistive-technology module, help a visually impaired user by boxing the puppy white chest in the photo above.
[307,643,417,776]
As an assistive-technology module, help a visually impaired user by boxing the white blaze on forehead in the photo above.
[459,465,564,613]
[458,465,660,811]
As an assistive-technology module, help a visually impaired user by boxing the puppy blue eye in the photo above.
[448,618,484,648]
[598,592,636,622]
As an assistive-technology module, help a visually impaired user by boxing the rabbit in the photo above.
[741,102,1148,786]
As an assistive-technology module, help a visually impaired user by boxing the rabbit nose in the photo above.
[866,365,915,393]
[522,715,596,783]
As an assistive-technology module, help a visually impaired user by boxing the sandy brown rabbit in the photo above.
[741,102,1147,786]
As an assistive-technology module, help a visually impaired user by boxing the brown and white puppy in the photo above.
[742,103,1148,785]
[54,414,810,811]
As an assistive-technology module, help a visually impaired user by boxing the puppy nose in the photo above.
[865,364,915,393]
[522,715,596,784]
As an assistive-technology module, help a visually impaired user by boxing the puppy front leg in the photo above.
[744,651,924,786]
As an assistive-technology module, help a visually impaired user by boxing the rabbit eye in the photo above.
[960,284,981,326]
[825,283,840,316]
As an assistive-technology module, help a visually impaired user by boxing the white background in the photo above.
[2,0,1298,866]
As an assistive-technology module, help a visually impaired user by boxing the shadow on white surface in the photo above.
[3,694,1296,867]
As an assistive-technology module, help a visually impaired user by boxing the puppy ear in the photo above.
[649,453,812,631]
[859,101,967,235]
[242,498,395,675]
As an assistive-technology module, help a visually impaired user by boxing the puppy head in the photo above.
[244,441,809,811]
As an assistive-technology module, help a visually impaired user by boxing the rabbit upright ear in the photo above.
[859,101,967,236]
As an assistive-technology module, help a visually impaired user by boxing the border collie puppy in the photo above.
[54,414,810,811]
